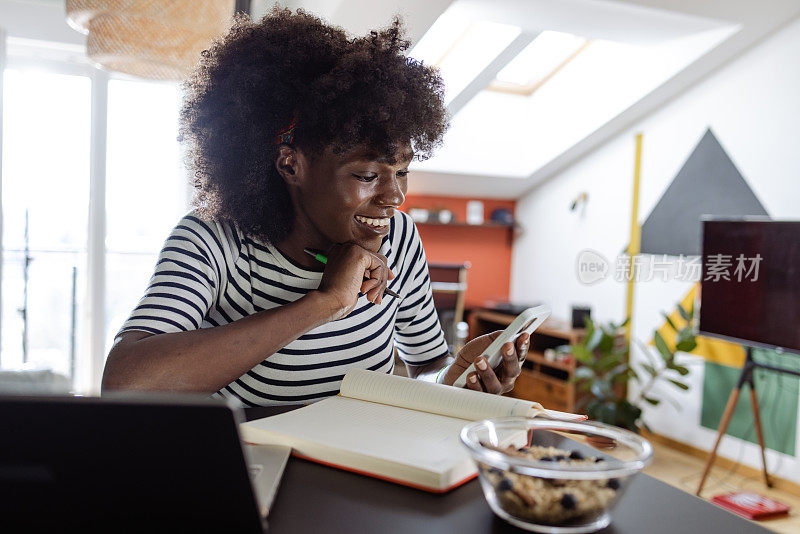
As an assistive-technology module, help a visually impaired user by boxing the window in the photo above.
[1,68,91,383]
[489,31,590,96]
[0,40,189,393]
[408,15,521,104]
[105,78,188,355]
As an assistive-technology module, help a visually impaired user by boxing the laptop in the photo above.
[0,393,289,533]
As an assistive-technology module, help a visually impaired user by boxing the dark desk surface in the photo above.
[245,407,770,534]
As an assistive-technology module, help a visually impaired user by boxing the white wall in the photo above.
[511,15,800,482]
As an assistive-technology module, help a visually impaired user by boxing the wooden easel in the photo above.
[697,347,800,495]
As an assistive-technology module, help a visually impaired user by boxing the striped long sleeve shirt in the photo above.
[117,210,450,406]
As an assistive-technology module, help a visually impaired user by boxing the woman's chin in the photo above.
[350,223,388,251]
[358,237,383,253]
[345,233,383,253]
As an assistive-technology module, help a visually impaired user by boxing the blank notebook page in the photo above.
[340,369,540,421]
[242,395,471,475]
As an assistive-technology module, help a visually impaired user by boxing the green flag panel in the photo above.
[701,349,799,456]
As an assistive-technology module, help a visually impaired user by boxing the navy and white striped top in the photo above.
[117,210,450,406]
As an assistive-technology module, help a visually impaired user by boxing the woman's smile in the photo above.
[354,214,392,235]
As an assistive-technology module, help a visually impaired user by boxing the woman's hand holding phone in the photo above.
[439,305,550,394]
[438,331,530,394]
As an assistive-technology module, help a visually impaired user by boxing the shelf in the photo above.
[527,351,575,372]
[470,309,516,326]
[525,369,569,388]
[415,221,515,228]
[536,319,585,340]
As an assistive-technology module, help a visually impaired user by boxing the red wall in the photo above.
[401,195,515,309]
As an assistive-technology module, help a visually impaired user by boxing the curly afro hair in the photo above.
[179,6,449,245]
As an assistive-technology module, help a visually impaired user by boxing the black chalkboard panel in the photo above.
[640,129,768,256]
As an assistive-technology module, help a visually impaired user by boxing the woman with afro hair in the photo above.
[102,7,530,405]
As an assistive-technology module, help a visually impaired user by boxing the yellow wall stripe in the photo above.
[625,133,643,342]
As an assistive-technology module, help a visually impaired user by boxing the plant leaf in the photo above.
[616,401,641,431]
[661,312,678,332]
[643,396,660,406]
[634,339,659,367]
[641,362,658,377]
[667,378,690,391]
[608,363,632,383]
[597,331,615,354]
[612,346,629,358]
[676,327,692,342]
[597,354,621,371]
[585,329,604,352]
[612,372,631,384]
[676,339,698,353]
[598,402,617,425]
[627,365,640,382]
[571,344,593,365]
[672,364,690,376]
[654,331,673,362]
[584,316,595,339]
[677,304,690,322]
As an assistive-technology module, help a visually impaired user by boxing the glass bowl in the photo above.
[460,418,653,534]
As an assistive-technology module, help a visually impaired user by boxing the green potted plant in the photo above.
[570,302,696,432]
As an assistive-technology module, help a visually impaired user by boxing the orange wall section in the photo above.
[401,195,515,309]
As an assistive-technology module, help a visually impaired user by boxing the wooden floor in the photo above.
[644,440,800,533]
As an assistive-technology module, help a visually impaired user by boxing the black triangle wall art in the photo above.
[639,128,769,256]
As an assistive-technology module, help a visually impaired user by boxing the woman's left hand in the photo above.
[439,331,530,394]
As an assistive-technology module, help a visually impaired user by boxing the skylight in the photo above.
[407,11,471,67]
[413,28,735,181]
[490,31,589,95]
[409,17,521,104]
[405,0,741,196]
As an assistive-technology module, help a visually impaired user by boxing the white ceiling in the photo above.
[255,0,455,45]
[274,0,800,198]
[412,15,736,180]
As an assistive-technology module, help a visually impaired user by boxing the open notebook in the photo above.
[239,370,584,492]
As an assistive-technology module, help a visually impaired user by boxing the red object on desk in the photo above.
[711,491,790,520]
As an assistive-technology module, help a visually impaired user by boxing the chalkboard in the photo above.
[640,129,768,256]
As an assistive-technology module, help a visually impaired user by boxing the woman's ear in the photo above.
[275,146,301,186]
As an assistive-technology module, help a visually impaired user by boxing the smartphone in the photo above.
[451,305,551,388]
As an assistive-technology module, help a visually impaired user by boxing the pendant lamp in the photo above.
[66,0,235,80]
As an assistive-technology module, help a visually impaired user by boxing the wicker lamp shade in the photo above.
[66,0,235,80]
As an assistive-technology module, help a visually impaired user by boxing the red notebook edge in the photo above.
[242,440,478,492]
[290,451,477,493]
